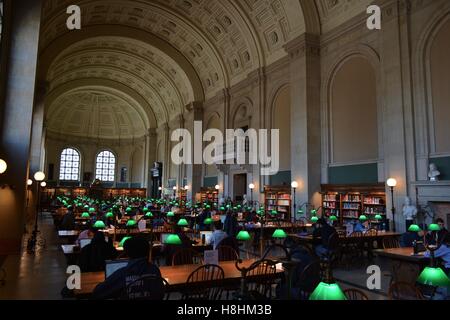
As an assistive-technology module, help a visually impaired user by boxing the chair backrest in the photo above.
[185,264,225,300]
[244,259,278,299]
[383,237,400,249]
[172,248,203,266]
[388,282,425,300]
[122,275,167,300]
[365,229,378,236]
[217,236,239,252]
[349,231,363,237]
[218,245,239,262]
[295,260,321,297]
[344,288,369,300]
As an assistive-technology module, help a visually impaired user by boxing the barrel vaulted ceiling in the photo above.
[40,0,373,139]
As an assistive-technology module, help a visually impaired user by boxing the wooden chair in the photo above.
[121,275,168,300]
[218,245,239,262]
[383,237,400,249]
[243,259,278,299]
[172,248,203,266]
[388,282,425,300]
[295,260,321,300]
[183,264,225,300]
[340,232,364,267]
[344,288,369,300]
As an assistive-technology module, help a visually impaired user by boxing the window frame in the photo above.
[95,150,117,183]
[59,147,82,182]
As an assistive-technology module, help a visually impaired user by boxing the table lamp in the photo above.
[119,236,132,248]
[177,219,189,227]
[408,224,422,232]
[236,231,251,241]
[126,220,137,228]
[165,234,182,245]
[81,212,90,219]
[167,211,175,217]
[272,229,287,239]
[93,221,106,229]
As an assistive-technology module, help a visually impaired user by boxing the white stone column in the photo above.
[0,0,42,254]
[284,34,322,207]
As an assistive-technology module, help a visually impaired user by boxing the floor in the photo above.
[0,213,388,300]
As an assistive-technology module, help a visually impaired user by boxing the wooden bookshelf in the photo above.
[264,186,291,221]
[200,187,218,207]
[321,184,387,225]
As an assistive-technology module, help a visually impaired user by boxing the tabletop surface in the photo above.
[374,247,429,262]
[290,231,401,240]
[75,259,284,296]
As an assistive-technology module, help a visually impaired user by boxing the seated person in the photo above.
[92,237,163,300]
[75,227,95,246]
[163,226,195,266]
[211,221,228,250]
[426,219,449,246]
[400,229,424,247]
[424,233,450,299]
[313,218,337,258]
[354,221,369,233]
[78,231,118,272]
[59,208,76,230]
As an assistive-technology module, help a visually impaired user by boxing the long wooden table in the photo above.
[74,259,285,298]
[374,247,431,285]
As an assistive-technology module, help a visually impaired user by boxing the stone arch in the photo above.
[231,97,253,129]
[270,85,291,172]
[325,51,380,165]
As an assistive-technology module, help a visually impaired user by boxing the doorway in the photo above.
[233,173,247,202]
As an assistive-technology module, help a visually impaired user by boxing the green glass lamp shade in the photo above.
[177,219,189,227]
[165,234,182,245]
[408,224,422,232]
[270,210,278,216]
[204,218,213,225]
[81,212,90,218]
[375,214,383,221]
[226,205,231,209]
[84,205,89,209]
[145,212,154,218]
[329,216,338,222]
[272,229,287,239]
[311,209,317,215]
[311,216,319,223]
[359,215,368,222]
[428,224,441,232]
[417,267,450,287]
[93,221,106,229]
[126,207,133,214]
[119,236,132,248]
[105,212,114,219]
[309,282,347,300]
[220,206,225,211]
[237,205,241,208]
[236,231,251,241]
[126,220,137,228]
[205,205,211,209]
[233,207,237,210]
[143,207,149,213]
[167,211,175,217]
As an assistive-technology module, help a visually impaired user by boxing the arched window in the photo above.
[96,150,116,182]
[59,148,81,181]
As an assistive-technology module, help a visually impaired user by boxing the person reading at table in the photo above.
[313,218,337,257]
[211,221,228,250]
[75,226,96,246]
[92,237,163,300]
[78,231,118,272]
[424,233,450,299]
[59,208,76,231]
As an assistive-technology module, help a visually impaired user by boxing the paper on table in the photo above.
[204,250,219,266]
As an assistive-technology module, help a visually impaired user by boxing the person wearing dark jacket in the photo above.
[78,231,118,272]
[92,237,163,300]
[59,209,76,230]
[224,211,238,237]
[313,218,337,257]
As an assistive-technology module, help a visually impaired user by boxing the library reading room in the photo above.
[0,0,450,306]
